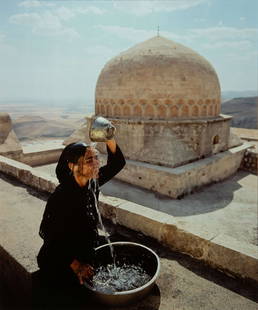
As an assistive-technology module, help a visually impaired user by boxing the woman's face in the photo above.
[70,147,100,179]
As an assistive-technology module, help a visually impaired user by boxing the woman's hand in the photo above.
[70,259,94,285]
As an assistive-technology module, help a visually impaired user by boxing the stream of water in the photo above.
[90,179,116,266]
[88,179,151,293]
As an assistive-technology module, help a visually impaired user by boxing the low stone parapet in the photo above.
[99,196,258,283]
[21,148,63,167]
[0,155,57,193]
[241,149,258,175]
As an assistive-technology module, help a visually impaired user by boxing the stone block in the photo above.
[32,170,57,193]
[205,234,258,281]
[98,199,118,222]
[0,155,58,194]
[160,218,210,259]
[116,201,169,240]
[113,142,250,198]
[47,176,58,193]
[0,112,12,144]
[99,194,125,208]
[0,130,23,156]
[18,168,34,186]
[0,155,31,179]
[29,173,40,191]
[21,149,63,167]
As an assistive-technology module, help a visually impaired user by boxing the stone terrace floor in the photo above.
[35,164,258,247]
[101,170,258,247]
[0,172,258,310]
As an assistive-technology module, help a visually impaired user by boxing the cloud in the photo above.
[95,25,156,42]
[93,24,189,45]
[194,18,206,23]
[188,26,258,41]
[10,3,106,39]
[202,40,253,50]
[0,32,6,43]
[75,6,105,15]
[96,24,258,44]
[85,45,119,56]
[95,24,258,62]
[55,6,105,20]
[112,0,208,16]
[19,0,55,8]
[9,11,79,38]
[55,6,75,21]
[0,31,17,58]
[10,12,41,25]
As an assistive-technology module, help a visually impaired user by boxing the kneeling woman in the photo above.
[37,139,125,295]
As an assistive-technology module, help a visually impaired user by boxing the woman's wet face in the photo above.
[71,147,100,179]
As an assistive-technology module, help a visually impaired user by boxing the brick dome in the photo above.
[95,36,221,120]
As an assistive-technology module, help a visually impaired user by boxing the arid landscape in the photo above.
[0,95,257,142]
[221,96,257,129]
[0,99,93,141]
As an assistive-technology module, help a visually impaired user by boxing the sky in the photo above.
[0,0,257,103]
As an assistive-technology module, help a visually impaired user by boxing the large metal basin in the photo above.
[84,242,160,306]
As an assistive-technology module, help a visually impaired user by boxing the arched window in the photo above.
[133,104,143,117]
[145,104,154,118]
[114,104,121,116]
[181,105,189,117]
[170,105,179,118]
[157,104,167,119]
[192,105,199,117]
[213,135,219,144]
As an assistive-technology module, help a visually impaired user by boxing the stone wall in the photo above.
[0,155,57,193]
[98,143,249,198]
[241,149,258,175]
[87,115,231,169]
[21,148,63,167]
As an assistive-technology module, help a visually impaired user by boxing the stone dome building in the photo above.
[66,35,246,198]
[92,36,232,169]
[95,36,220,120]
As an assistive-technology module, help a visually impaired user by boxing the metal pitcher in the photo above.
[89,116,116,142]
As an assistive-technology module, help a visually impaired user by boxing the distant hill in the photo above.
[13,115,84,140]
[221,91,257,102]
[221,96,257,129]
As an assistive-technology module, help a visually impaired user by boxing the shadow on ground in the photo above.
[32,270,161,310]
[101,171,248,217]
[109,223,258,304]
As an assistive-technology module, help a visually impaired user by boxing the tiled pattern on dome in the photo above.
[95,98,220,119]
